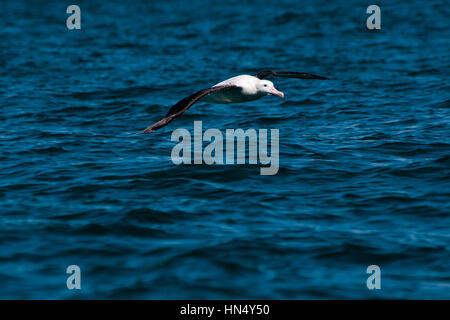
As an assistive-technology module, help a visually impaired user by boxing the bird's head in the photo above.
[256,80,284,99]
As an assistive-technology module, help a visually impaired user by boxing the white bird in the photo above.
[141,70,328,133]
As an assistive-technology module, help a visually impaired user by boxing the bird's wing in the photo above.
[141,85,237,133]
[255,70,329,80]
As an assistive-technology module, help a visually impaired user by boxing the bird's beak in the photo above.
[270,88,284,99]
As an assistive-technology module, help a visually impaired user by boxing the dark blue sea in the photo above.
[1,0,449,299]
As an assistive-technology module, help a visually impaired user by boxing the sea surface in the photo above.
[0,0,449,299]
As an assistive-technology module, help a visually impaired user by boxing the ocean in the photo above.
[0,0,449,299]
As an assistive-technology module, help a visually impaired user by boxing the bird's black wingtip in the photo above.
[141,128,154,134]
[310,74,330,80]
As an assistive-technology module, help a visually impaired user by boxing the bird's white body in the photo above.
[202,75,284,104]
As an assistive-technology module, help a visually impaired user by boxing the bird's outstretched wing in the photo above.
[141,85,237,133]
[255,70,329,80]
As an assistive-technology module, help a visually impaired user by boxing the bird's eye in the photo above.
[264,84,267,87]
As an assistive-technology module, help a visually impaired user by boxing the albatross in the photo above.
[141,70,329,133]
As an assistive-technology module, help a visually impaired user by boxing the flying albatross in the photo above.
[141,70,329,133]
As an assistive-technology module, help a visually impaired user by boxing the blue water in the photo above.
[1,0,449,299]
